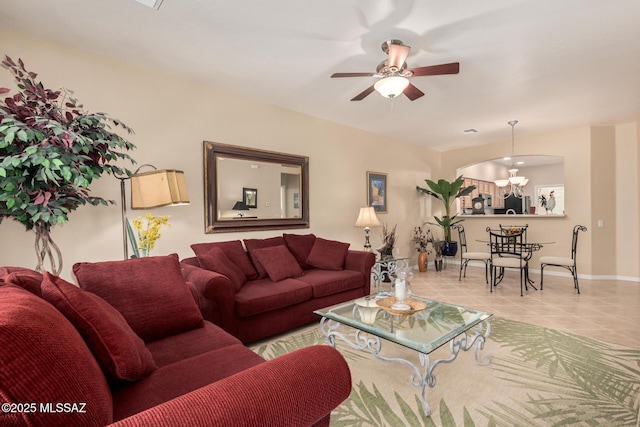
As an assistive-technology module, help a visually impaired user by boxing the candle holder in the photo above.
[391,268,413,311]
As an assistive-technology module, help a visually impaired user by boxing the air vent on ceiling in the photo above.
[134,0,163,10]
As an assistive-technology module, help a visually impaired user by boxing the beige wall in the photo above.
[0,28,438,280]
[615,122,640,279]
[1,27,638,282]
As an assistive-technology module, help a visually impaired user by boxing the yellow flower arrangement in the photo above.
[129,213,171,257]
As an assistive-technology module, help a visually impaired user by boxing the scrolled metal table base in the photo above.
[319,317,491,416]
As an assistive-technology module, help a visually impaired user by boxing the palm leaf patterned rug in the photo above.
[250,317,640,426]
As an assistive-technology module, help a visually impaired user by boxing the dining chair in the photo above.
[487,227,528,296]
[453,224,490,283]
[540,225,587,294]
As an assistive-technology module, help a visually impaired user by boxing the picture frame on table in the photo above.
[367,171,387,213]
[243,187,258,208]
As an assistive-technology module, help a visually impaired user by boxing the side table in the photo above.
[371,257,409,293]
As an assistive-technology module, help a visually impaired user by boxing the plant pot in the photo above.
[418,252,428,272]
[442,241,458,257]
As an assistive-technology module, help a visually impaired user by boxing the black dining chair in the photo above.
[540,225,587,294]
[487,227,528,296]
[453,224,490,283]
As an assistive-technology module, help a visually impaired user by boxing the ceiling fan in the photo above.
[331,39,459,101]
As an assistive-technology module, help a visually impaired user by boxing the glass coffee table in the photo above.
[314,295,492,416]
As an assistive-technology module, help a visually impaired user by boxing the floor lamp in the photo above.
[118,165,190,259]
[355,206,381,252]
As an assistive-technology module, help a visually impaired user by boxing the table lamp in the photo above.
[232,200,250,217]
[355,206,382,252]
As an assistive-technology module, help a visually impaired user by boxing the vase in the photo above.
[418,252,428,272]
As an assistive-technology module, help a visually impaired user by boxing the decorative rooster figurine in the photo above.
[539,191,556,214]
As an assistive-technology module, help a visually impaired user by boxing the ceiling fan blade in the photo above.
[408,62,460,77]
[351,85,376,101]
[403,83,425,101]
[387,44,410,69]
[331,72,376,78]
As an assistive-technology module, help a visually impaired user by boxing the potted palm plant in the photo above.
[0,56,136,274]
[416,175,475,256]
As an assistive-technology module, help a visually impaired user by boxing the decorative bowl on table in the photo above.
[376,297,427,316]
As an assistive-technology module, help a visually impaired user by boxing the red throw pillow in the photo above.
[0,285,113,426]
[41,273,158,383]
[283,233,317,269]
[191,241,258,280]
[244,236,286,279]
[251,245,303,282]
[306,238,350,271]
[193,246,247,291]
[2,268,43,297]
[73,254,204,342]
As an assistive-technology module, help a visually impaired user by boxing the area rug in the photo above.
[250,317,640,426]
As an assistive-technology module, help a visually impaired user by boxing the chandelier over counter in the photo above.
[495,120,528,199]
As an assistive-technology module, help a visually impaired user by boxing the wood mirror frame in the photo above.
[204,141,309,233]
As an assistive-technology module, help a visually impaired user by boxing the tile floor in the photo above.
[402,261,640,348]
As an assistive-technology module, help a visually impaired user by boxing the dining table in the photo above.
[476,238,554,290]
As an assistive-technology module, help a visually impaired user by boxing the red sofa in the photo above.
[182,234,376,343]
[0,255,351,427]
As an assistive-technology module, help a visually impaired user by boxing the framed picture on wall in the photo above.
[367,171,387,213]
[243,187,258,208]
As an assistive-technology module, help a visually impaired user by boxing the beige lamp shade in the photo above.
[355,206,382,228]
[131,169,190,209]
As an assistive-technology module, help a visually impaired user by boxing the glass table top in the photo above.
[314,295,492,354]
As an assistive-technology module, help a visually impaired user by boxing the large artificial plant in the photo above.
[0,56,136,274]
[416,175,475,243]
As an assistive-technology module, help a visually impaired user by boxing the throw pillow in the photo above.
[251,245,303,282]
[0,285,113,426]
[193,246,247,291]
[1,267,43,297]
[191,240,258,280]
[283,233,317,269]
[244,236,286,279]
[73,254,204,342]
[41,272,158,383]
[306,237,350,271]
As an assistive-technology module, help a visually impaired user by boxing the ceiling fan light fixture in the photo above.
[374,76,409,98]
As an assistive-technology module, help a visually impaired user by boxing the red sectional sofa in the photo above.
[0,255,351,427]
[181,233,376,343]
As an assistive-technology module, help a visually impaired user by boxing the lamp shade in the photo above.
[355,206,382,228]
[232,201,250,211]
[131,169,190,209]
[494,179,510,188]
[374,76,409,98]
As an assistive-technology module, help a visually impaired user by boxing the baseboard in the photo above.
[444,261,640,283]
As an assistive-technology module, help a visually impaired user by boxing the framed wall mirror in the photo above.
[204,141,309,233]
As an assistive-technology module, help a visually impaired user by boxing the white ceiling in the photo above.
[1,0,639,151]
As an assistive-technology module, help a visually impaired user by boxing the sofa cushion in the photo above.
[283,233,317,269]
[251,245,303,282]
[73,254,204,342]
[0,284,112,426]
[146,322,242,367]
[193,246,246,291]
[111,344,265,422]
[191,240,258,280]
[41,272,158,383]
[234,278,313,318]
[306,237,350,271]
[297,269,365,298]
[244,236,286,279]
[0,266,43,296]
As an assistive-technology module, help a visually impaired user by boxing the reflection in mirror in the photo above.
[457,155,564,215]
[204,142,309,233]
